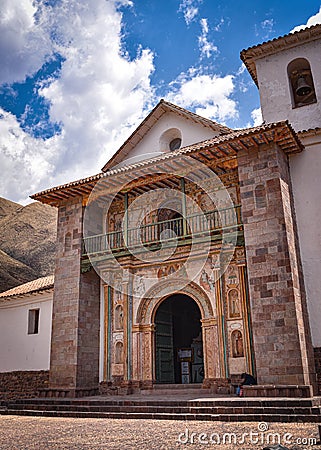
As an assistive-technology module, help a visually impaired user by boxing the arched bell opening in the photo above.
[288,58,317,108]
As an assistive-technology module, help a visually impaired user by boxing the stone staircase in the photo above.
[141,383,215,396]
[1,396,321,423]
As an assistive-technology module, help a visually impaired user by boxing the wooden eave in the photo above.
[30,121,303,206]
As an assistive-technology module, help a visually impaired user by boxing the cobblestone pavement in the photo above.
[0,416,321,450]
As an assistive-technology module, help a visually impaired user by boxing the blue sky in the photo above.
[0,0,321,204]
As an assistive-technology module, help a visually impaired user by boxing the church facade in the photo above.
[29,24,321,397]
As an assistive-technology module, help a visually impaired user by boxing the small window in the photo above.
[28,309,40,335]
[255,184,267,209]
[65,232,71,251]
[169,138,182,151]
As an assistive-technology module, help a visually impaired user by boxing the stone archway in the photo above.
[133,279,220,388]
[136,278,214,324]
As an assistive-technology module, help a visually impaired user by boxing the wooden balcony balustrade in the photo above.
[82,205,242,257]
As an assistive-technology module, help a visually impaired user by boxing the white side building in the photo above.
[0,276,53,372]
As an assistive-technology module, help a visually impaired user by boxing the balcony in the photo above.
[82,205,242,260]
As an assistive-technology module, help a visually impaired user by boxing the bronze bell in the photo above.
[296,75,312,96]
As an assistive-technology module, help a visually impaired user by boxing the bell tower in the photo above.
[241,24,321,132]
[241,24,321,394]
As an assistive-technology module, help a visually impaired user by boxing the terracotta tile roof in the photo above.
[241,23,321,85]
[0,275,54,300]
[298,127,321,136]
[31,120,303,206]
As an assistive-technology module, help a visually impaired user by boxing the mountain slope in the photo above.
[0,197,20,220]
[0,249,39,293]
[0,198,57,293]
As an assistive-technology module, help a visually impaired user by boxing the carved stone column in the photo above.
[201,317,220,388]
[134,324,155,389]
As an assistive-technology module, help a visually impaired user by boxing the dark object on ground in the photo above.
[241,372,257,386]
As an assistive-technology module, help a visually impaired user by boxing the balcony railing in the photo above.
[83,205,242,257]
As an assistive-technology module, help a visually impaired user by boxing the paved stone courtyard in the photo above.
[0,415,320,449]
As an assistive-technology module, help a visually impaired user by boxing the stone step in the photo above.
[4,398,321,424]
[6,403,320,415]
[142,383,212,396]
[2,409,320,423]
[141,388,212,395]
[11,397,320,408]
[153,383,203,390]
[4,396,320,423]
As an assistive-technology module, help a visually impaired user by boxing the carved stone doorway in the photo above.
[154,294,204,384]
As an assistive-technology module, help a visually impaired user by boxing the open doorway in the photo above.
[154,294,204,384]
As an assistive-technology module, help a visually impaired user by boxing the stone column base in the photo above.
[202,378,230,393]
[99,380,144,395]
[39,386,99,398]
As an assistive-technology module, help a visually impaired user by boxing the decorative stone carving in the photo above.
[115,341,123,364]
[228,289,241,318]
[199,269,215,292]
[226,265,238,286]
[157,263,180,278]
[231,329,244,358]
[114,304,123,330]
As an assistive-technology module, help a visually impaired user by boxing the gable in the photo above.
[111,112,222,169]
[102,100,230,171]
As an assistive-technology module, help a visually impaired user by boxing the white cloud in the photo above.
[0,108,59,203]
[255,18,275,40]
[167,70,238,123]
[0,0,155,203]
[198,18,218,59]
[0,0,241,204]
[0,0,52,84]
[261,19,274,33]
[251,107,263,127]
[39,0,155,172]
[291,7,321,32]
[213,18,225,32]
[236,64,246,76]
[179,0,202,25]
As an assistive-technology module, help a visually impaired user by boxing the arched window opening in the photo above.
[159,128,182,152]
[158,205,184,240]
[288,58,317,108]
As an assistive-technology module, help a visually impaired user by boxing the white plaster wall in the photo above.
[117,111,219,167]
[289,135,321,347]
[0,292,53,372]
[255,40,321,132]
